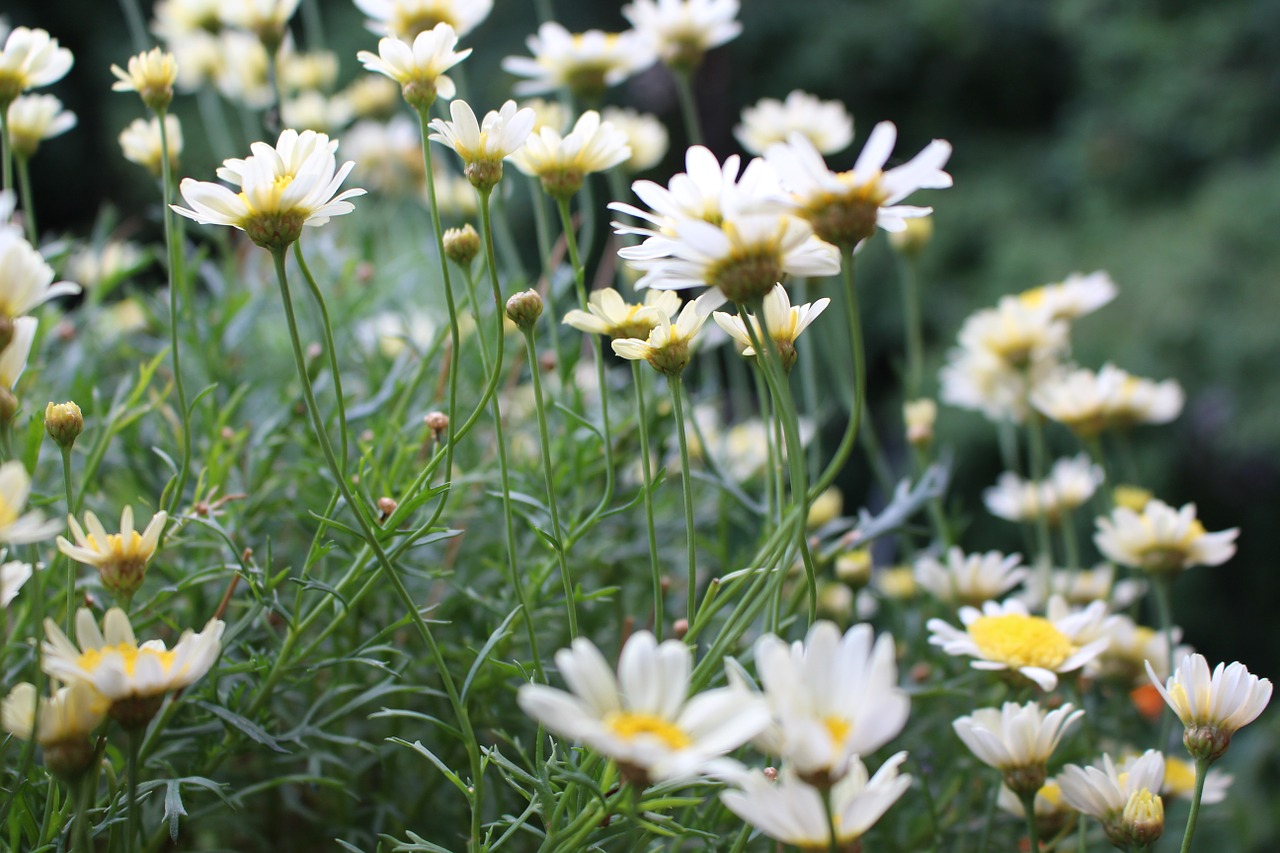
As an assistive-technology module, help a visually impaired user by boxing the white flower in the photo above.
[612,296,714,375]
[511,110,632,198]
[1094,499,1237,574]
[1059,749,1165,847]
[0,27,73,103]
[914,547,1027,606]
[953,701,1083,785]
[1146,654,1271,762]
[926,598,1110,691]
[42,607,225,707]
[501,22,655,98]
[996,776,1075,828]
[66,240,147,289]
[1155,755,1232,805]
[119,114,183,177]
[343,115,423,193]
[152,0,223,45]
[57,506,169,601]
[736,90,854,155]
[173,128,365,250]
[1,681,106,746]
[1,559,32,606]
[1018,563,1144,612]
[211,30,273,109]
[357,23,471,110]
[983,454,1102,525]
[601,107,668,173]
[0,459,63,544]
[621,0,741,69]
[720,755,911,850]
[220,0,301,45]
[0,315,36,389]
[6,93,76,158]
[1031,363,1183,436]
[1097,614,1186,681]
[344,74,400,119]
[563,287,680,340]
[711,284,828,369]
[279,90,353,134]
[109,47,178,110]
[752,621,909,784]
[764,121,952,248]
[353,0,492,39]
[427,99,537,190]
[277,48,339,94]
[1018,270,1117,320]
[516,631,769,784]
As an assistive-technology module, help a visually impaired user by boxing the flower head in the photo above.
[1031,364,1183,437]
[517,631,769,784]
[2,681,106,777]
[120,114,183,177]
[926,597,1110,691]
[1094,499,1237,575]
[720,755,911,851]
[751,621,909,786]
[501,22,655,100]
[6,93,76,158]
[914,547,1027,607]
[997,777,1076,838]
[173,128,365,250]
[984,454,1103,525]
[612,296,713,375]
[353,0,493,40]
[1059,750,1165,848]
[1018,271,1117,321]
[511,110,631,199]
[110,47,178,112]
[736,90,854,156]
[712,284,829,371]
[0,27,73,106]
[428,99,536,191]
[563,287,679,340]
[42,607,225,728]
[221,0,301,50]
[0,315,36,391]
[764,122,951,249]
[601,107,668,173]
[1146,654,1271,764]
[953,701,1083,795]
[58,506,168,603]
[357,23,471,112]
[621,0,741,71]
[0,459,62,544]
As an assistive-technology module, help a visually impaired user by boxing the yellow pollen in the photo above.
[968,613,1075,670]
[823,716,852,745]
[86,531,145,558]
[0,495,17,528]
[1020,286,1048,308]
[77,642,178,678]
[603,711,691,750]
[1039,781,1063,808]
[393,9,456,39]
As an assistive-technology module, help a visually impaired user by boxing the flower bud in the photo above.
[425,411,449,435]
[505,289,544,330]
[1113,484,1153,512]
[1111,788,1163,848]
[0,388,17,425]
[443,224,481,268]
[817,581,854,621]
[904,398,937,447]
[44,737,96,780]
[807,487,843,529]
[834,548,873,589]
[44,401,83,449]
[888,215,933,258]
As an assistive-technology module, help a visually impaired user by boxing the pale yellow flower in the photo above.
[711,283,829,370]
[501,22,655,100]
[735,90,854,156]
[1094,499,1237,574]
[511,110,631,199]
[110,47,178,111]
[563,287,679,340]
[6,93,75,158]
[119,114,183,177]
[58,506,168,602]
[357,23,471,112]
[612,297,712,375]
[0,27,73,106]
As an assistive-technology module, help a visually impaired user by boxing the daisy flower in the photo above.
[720,755,911,850]
[1031,364,1183,436]
[110,47,178,112]
[926,597,1110,691]
[501,22,655,100]
[516,631,770,784]
[42,607,225,728]
[1146,654,1272,763]
[1154,755,1232,805]
[1,559,32,606]
[1017,270,1117,321]
[357,23,471,112]
[353,0,493,40]
[751,621,909,785]
[119,114,183,177]
[0,459,62,545]
[996,777,1076,838]
[736,90,854,156]
[983,454,1102,525]
[1094,499,1237,574]
[58,506,168,603]
[953,701,1083,795]
[0,315,36,390]
[914,547,1027,607]
[1,681,106,777]
[621,0,741,71]
[173,128,365,250]
[427,99,537,191]
[563,287,680,340]
[1059,750,1165,849]
[601,107,669,173]
[511,109,631,199]
[6,94,76,158]
[712,283,829,371]
[0,27,74,107]
[764,121,952,249]
[612,296,713,375]
[220,0,301,50]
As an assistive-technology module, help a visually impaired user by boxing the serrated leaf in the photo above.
[193,700,289,753]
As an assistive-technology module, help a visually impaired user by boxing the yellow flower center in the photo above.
[391,8,456,39]
[0,494,18,528]
[1163,757,1195,796]
[968,613,1075,670]
[77,642,178,678]
[1039,781,1063,808]
[1019,285,1048,308]
[86,531,146,558]
[603,711,691,750]
[823,715,852,746]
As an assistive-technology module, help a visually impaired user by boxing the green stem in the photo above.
[822,785,842,853]
[668,374,698,625]
[1019,788,1040,852]
[1027,412,1055,579]
[293,244,348,476]
[72,771,94,853]
[1153,574,1178,747]
[899,254,925,400]
[157,109,192,519]
[813,254,865,495]
[631,361,663,639]
[0,109,11,192]
[115,0,149,52]
[126,729,142,853]
[1060,508,1080,572]
[1178,759,1208,853]
[60,445,75,628]
[523,327,578,638]
[672,69,704,146]
[14,153,36,244]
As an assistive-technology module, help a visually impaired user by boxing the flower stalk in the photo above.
[668,373,699,624]
[631,360,664,639]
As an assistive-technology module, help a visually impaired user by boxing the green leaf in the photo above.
[192,700,290,753]
[462,606,519,703]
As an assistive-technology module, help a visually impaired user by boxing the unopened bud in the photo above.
[672,618,689,639]
[904,398,937,447]
[1112,788,1163,848]
[1113,484,1153,512]
[0,388,17,425]
[44,401,83,449]
[834,548,873,589]
[888,215,933,258]
[44,738,96,780]
[762,766,778,782]
[807,487,843,529]
[425,411,449,434]
[1002,764,1047,798]
[817,581,854,621]
[377,496,397,518]
[506,289,544,330]
[443,224,481,268]
[465,158,504,192]
[1184,724,1233,764]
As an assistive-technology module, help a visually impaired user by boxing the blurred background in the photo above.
[11,0,1280,781]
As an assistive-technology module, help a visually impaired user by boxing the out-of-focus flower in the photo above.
[764,122,951,249]
[1031,364,1183,437]
[612,296,713,375]
[1154,755,1232,805]
[997,777,1076,839]
[6,94,76,158]
[280,90,353,133]
[720,756,911,850]
[1018,271,1117,321]
[914,547,1027,607]
[712,284,828,371]
[66,240,147,290]
[511,110,631,199]
[152,0,222,43]
[984,454,1103,525]
[1,559,32,606]
[621,0,741,71]
[355,310,438,359]
[344,115,422,192]
[888,214,933,258]
[751,621,909,785]
[213,30,273,109]
[807,486,842,529]
[0,27,73,106]
[563,287,679,341]
[1019,562,1145,612]
[353,0,492,40]
[42,607,225,728]
[0,315,36,391]
[521,97,568,134]
[927,597,1109,691]
[344,74,400,120]
[904,398,936,446]
[221,0,301,50]
[1,681,106,777]
[735,90,853,156]
[501,22,654,100]
[1098,614,1186,682]
[58,506,168,603]
[1059,750,1165,849]
[110,47,178,112]
[517,631,769,784]
[173,128,365,251]
[427,99,536,191]
[1094,499,1237,575]
[953,701,1083,795]
[0,228,79,318]
[119,114,183,177]
[601,107,668,173]
[277,48,338,94]
[358,24,470,112]
[1146,654,1272,764]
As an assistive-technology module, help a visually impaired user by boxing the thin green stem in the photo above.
[672,69,704,146]
[632,361,663,639]
[126,729,142,853]
[157,110,191,518]
[115,0,149,52]
[293,244,348,476]
[60,446,75,628]
[823,786,842,853]
[814,255,865,496]
[72,770,94,853]
[668,374,699,625]
[1019,788,1041,852]
[523,327,578,638]
[14,153,36,244]
[1178,759,1208,853]
[1027,412,1055,578]
[1060,508,1081,572]
[0,110,11,192]
[899,255,925,400]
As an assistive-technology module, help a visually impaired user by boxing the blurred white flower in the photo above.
[501,22,654,99]
[953,701,1083,794]
[914,547,1027,607]
[621,0,741,70]
[1031,363,1183,436]
[601,107,668,173]
[1094,499,1237,574]
[0,459,68,545]
[0,27,73,104]
[1018,270,1117,320]
[353,0,492,39]
[6,93,76,158]
[0,228,80,318]
[119,114,183,177]
[1,559,32,607]
[736,90,854,155]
